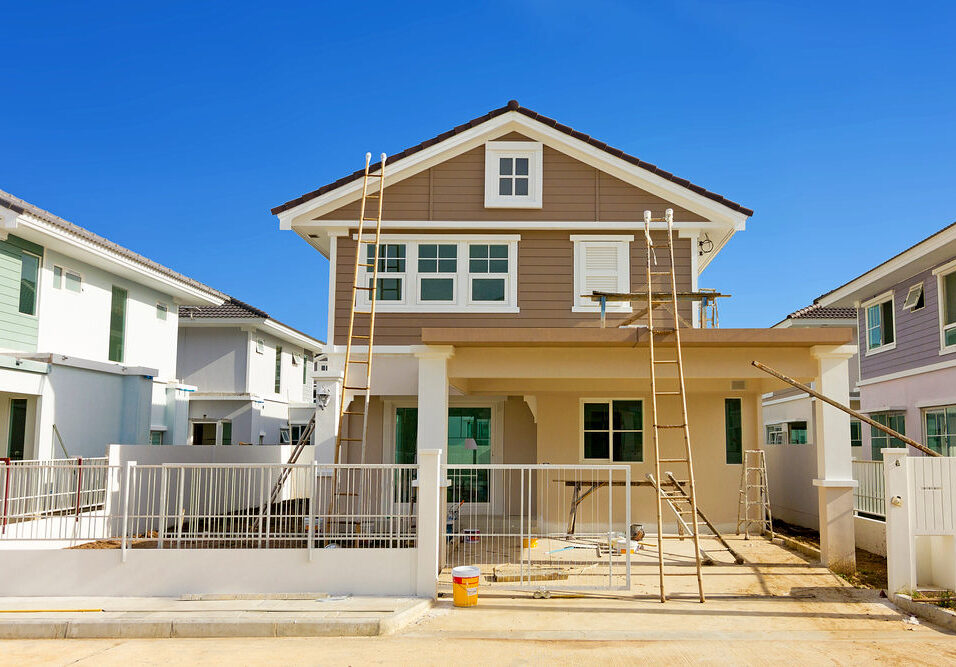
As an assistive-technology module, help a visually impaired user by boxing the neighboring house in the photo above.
[177,298,325,446]
[762,304,859,529]
[816,221,956,461]
[273,101,859,569]
[0,189,226,459]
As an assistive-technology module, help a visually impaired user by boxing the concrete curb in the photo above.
[891,593,956,632]
[0,599,433,639]
[772,535,821,561]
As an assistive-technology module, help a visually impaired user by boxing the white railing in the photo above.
[443,464,632,591]
[0,462,417,551]
[852,459,885,519]
[0,457,109,527]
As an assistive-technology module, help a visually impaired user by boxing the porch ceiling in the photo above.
[422,327,854,348]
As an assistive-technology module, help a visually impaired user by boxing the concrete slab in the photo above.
[0,596,430,639]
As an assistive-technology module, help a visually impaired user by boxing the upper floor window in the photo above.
[902,282,924,311]
[863,292,895,353]
[484,141,543,209]
[274,345,282,393]
[934,261,956,351]
[571,236,632,313]
[52,265,82,293]
[18,251,39,315]
[156,303,168,320]
[356,235,519,312]
[108,285,127,362]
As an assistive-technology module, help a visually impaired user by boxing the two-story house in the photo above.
[816,221,956,460]
[0,190,226,459]
[273,101,859,570]
[177,298,325,446]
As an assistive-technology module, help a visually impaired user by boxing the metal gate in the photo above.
[440,464,632,592]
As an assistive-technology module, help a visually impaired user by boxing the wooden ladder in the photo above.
[736,449,774,539]
[644,208,705,603]
[333,152,387,467]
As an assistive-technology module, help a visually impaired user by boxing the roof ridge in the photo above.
[270,100,754,217]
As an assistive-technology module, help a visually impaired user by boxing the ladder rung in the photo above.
[342,411,365,416]
[659,458,689,463]
[649,271,672,275]
[653,359,678,364]
[358,263,375,268]
[362,217,379,222]
[651,328,675,334]
[655,391,681,396]
[344,386,368,391]
[358,239,379,244]
[654,424,686,429]
[338,437,363,442]
[347,359,370,364]
[353,285,373,291]
[352,335,371,339]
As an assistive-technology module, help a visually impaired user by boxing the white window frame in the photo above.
[354,234,520,313]
[156,302,168,320]
[359,242,409,307]
[933,259,956,355]
[52,265,63,289]
[862,290,897,355]
[416,242,459,305]
[579,397,645,463]
[484,141,543,209]
[922,404,956,456]
[902,282,924,310]
[765,423,785,445]
[570,235,633,313]
[255,338,264,354]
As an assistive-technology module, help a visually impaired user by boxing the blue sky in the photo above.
[3,1,955,337]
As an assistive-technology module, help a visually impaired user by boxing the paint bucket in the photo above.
[614,537,640,555]
[452,565,480,607]
[522,537,538,548]
[462,528,480,543]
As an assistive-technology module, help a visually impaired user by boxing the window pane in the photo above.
[472,278,505,301]
[499,157,512,175]
[514,178,529,196]
[438,259,457,272]
[108,286,126,362]
[613,431,642,462]
[274,345,282,393]
[489,245,508,258]
[945,272,956,325]
[613,400,642,430]
[156,303,167,320]
[515,157,529,175]
[725,398,742,463]
[850,420,862,447]
[221,421,232,446]
[470,245,488,259]
[946,328,956,347]
[418,258,438,272]
[18,252,39,315]
[53,266,62,288]
[438,244,457,259]
[65,272,81,293]
[420,278,454,301]
[469,259,488,273]
[419,244,437,259]
[499,178,512,195]
[788,421,807,444]
[488,259,508,273]
[149,431,163,446]
[371,278,402,301]
[583,403,609,430]
[584,431,609,459]
[881,300,894,344]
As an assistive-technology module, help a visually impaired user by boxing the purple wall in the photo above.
[858,259,952,381]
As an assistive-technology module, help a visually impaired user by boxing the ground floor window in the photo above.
[850,420,862,448]
[725,398,742,464]
[7,398,27,460]
[280,423,307,445]
[149,430,164,446]
[582,400,643,462]
[765,423,785,445]
[191,420,231,446]
[924,406,956,456]
[788,421,808,445]
[871,412,906,461]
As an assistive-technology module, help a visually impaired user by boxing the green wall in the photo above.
[0,235,43,352]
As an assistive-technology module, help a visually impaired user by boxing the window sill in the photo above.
[484,199,543,209]
[368,304,520,314]
[571,305,633,314]
[865,342,896,357]
[939,345,956,356]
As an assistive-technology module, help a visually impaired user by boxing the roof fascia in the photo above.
[180,317,324,350]
[279,111,750,230]
[817,226,956,306]
[10,211,223,306]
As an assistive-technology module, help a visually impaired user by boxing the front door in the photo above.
[7,398,27,460]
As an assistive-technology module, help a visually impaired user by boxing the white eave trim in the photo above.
[277,111,750,231]
[179,317,324,351]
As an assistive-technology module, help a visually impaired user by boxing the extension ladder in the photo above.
[736,449,774,539]
[644,208,705,603]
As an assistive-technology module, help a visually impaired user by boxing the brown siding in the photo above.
[317,134,706,223]
[334,230,692,345]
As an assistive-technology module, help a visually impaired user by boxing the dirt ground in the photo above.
[4,536,953,665]
[772,519,888,590]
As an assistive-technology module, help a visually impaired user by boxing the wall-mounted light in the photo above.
[698,235,714,256]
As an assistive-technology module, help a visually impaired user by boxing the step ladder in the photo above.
[644,208,705,603]
[736,449,774,539]
[646,471,745,566]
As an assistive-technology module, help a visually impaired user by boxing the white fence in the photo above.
[443,464,632,591]
[852,459,885,519]
[884,450,956,593]
[1,457,109,533]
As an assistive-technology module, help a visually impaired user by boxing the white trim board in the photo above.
[857,356,956,386]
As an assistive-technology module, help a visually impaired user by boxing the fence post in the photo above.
[308,461,316,561]
[416,449,442,598]
[1,458,10,536]
[884,449,916,593]
[121,461,134,563]
[73,457,83,522]
[158,466,167,550]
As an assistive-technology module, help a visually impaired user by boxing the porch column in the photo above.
[413,346,454,455]
[313,363,345,464]
[811,345,857,574]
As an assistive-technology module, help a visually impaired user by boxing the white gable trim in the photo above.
[277,111,750,230]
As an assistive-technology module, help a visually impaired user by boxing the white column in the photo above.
[414,346,454,455]
[884,449,916,593]
[810,345,857,573]
[312,365,344,464]
[416,448,443,598]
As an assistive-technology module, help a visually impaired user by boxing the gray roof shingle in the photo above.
[787,304,857,320]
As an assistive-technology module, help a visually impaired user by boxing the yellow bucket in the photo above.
[452,566,480,607]
[522,537,538,548]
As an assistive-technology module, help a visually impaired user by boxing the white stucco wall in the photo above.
[177,327,248,393]
[761,394,820,529]
[36,249,179,379]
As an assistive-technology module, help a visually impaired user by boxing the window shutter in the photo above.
[583,244,622,294]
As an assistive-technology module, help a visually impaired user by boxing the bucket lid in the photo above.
[452,565,480,578]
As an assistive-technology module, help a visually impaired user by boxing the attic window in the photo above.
[484,141,543,209]
[903,282,924,310]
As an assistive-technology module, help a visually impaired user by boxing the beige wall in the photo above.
[334,231,692,345]
[318,132,707,223]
